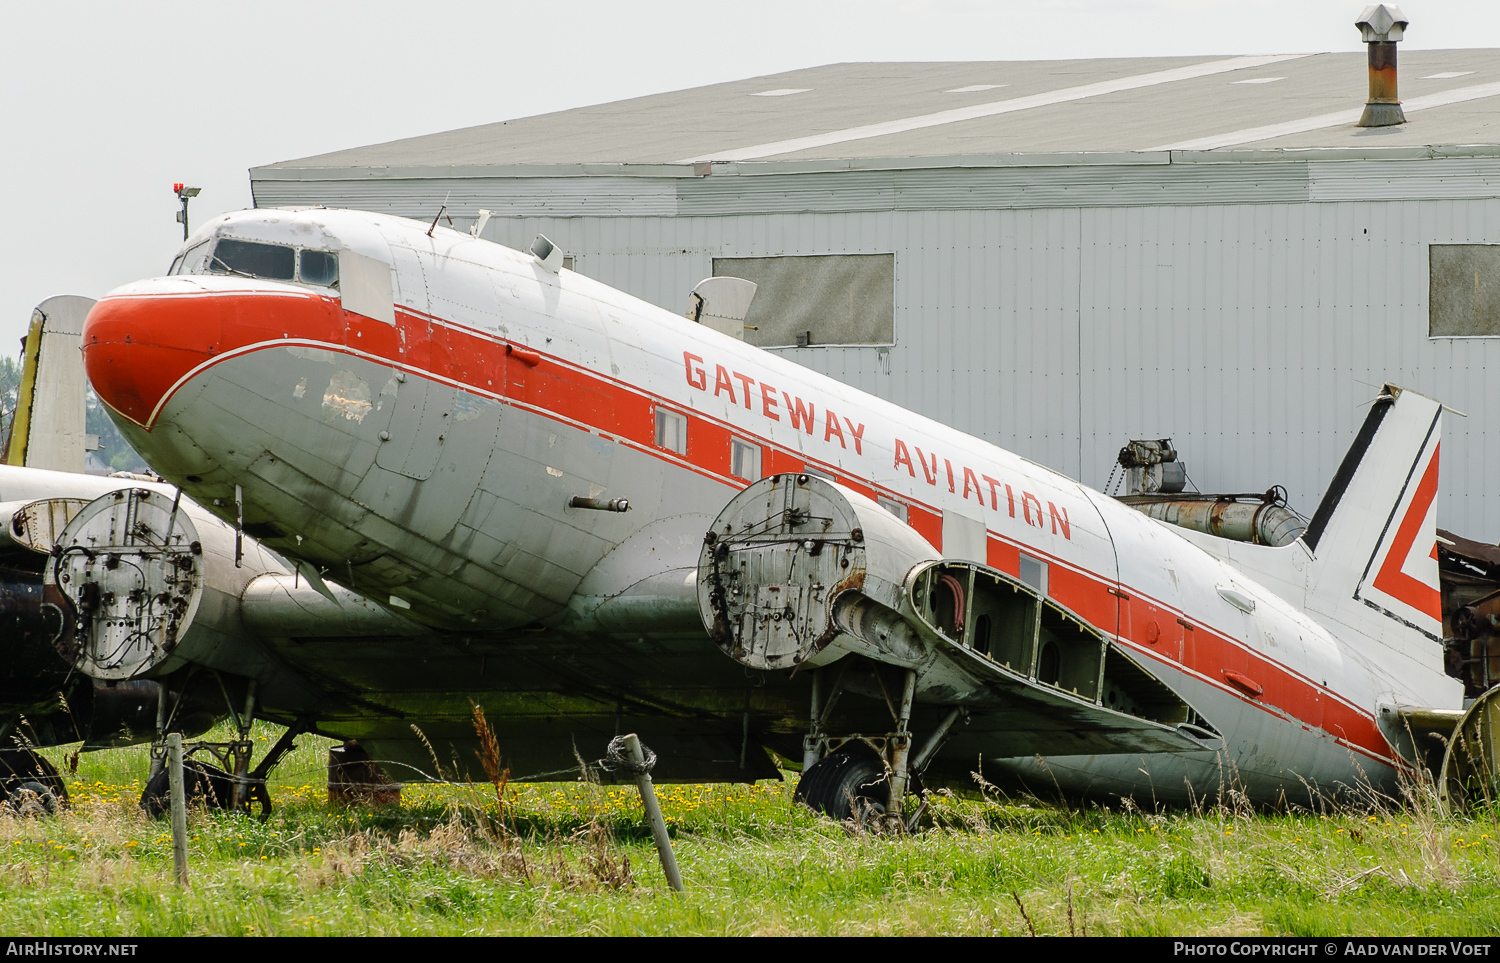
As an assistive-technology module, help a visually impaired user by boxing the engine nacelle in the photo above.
[47,487,426,693]
[696,473,938,671]
[47,487,284,680]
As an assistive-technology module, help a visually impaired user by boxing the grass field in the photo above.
[2,722,1498,936]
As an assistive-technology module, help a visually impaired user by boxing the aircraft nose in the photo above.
[82,286,224,427]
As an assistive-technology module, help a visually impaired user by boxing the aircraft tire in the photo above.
[141,759,230,817]
[794,748,889,821]
[0,749,68,812]
[141,759,273,820]
[7,782,59,816]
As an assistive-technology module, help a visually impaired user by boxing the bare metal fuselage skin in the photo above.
[80,209,1459,798]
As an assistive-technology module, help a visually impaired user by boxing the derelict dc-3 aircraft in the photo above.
[61,206,1468,818]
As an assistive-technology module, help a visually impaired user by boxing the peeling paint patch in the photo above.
[377,376,399,411]
[288,345,338,363]
[588,483,607,498]
[548,433,558,448]
[546,466,564,478]
[323,370,372,423]
[453,392,498,422]
[292,377,307,400]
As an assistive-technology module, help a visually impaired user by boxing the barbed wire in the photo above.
[598,737,656,778]
[60,751,666,793]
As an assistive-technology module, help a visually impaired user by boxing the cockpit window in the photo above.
[210,239,295,281]
[299,250,339,287]
[169,239,213,276]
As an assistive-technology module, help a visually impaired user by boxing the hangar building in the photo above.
[250,49,1500,537]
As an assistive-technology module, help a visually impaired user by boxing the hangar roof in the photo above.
[257,51,1500,178]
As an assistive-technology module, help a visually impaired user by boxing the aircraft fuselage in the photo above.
[80,209,1460,799]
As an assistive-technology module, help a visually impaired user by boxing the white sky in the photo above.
[1,0,1496,349]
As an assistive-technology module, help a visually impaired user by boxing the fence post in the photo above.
[167,733,189,886]
[621,733,683,893]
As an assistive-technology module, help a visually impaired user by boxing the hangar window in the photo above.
[210,239,295,282]
[1430,245,1500,336]
[654,407,687,455]
[712,254,895,348]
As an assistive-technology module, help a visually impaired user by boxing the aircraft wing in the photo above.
[697,474,1221,758]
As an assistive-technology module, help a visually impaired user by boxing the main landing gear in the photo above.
[793,663,967,831]
[138,671,304,820]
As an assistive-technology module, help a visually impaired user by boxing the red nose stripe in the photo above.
[83,291,340,428]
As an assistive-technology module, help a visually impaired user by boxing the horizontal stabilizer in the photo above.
[1377,702,1462,779]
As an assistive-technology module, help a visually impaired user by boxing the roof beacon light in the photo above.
[173,184,201,241]
[1356,4,1408,127]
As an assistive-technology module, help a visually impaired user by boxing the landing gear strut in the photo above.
[794,665,967,831]
[140,670,304,820]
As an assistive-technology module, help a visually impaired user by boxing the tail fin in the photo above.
[3,296,95,474]
[1303,384,1443,642]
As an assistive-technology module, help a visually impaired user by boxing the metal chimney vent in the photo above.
[1356,3,1408,127]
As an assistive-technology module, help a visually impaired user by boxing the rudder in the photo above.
[1302,384,1443,642]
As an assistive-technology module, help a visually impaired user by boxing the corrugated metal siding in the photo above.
[1076,197,1500,539]
[255,163,1500,538]
[253,157,1500,220]
[252,177,680,217]
[254,164,1313,218]
[1310,157,1500,203]
[679,165,1312,215]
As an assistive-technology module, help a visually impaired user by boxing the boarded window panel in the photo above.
[340,251,395,325]
[713,254,894,347]
[1430,245,1500,337]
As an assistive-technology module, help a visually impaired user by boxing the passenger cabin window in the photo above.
[877,495,909,523]
[731,438,761,480]
[299,250,339,287]
[210,239,295,281]
[654,408,687,455]
[1019,553,1048,598]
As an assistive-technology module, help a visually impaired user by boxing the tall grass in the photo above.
[0,724,1497,935]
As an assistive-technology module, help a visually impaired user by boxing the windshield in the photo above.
[299,249,339,287]
[169,239,213,276]
[210,239,295,281]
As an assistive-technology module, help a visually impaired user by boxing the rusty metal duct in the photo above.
[1119,490,1307,547]
[1356,3,1408,127]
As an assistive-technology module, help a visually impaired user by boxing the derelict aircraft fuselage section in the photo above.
[75,208,1460,800]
